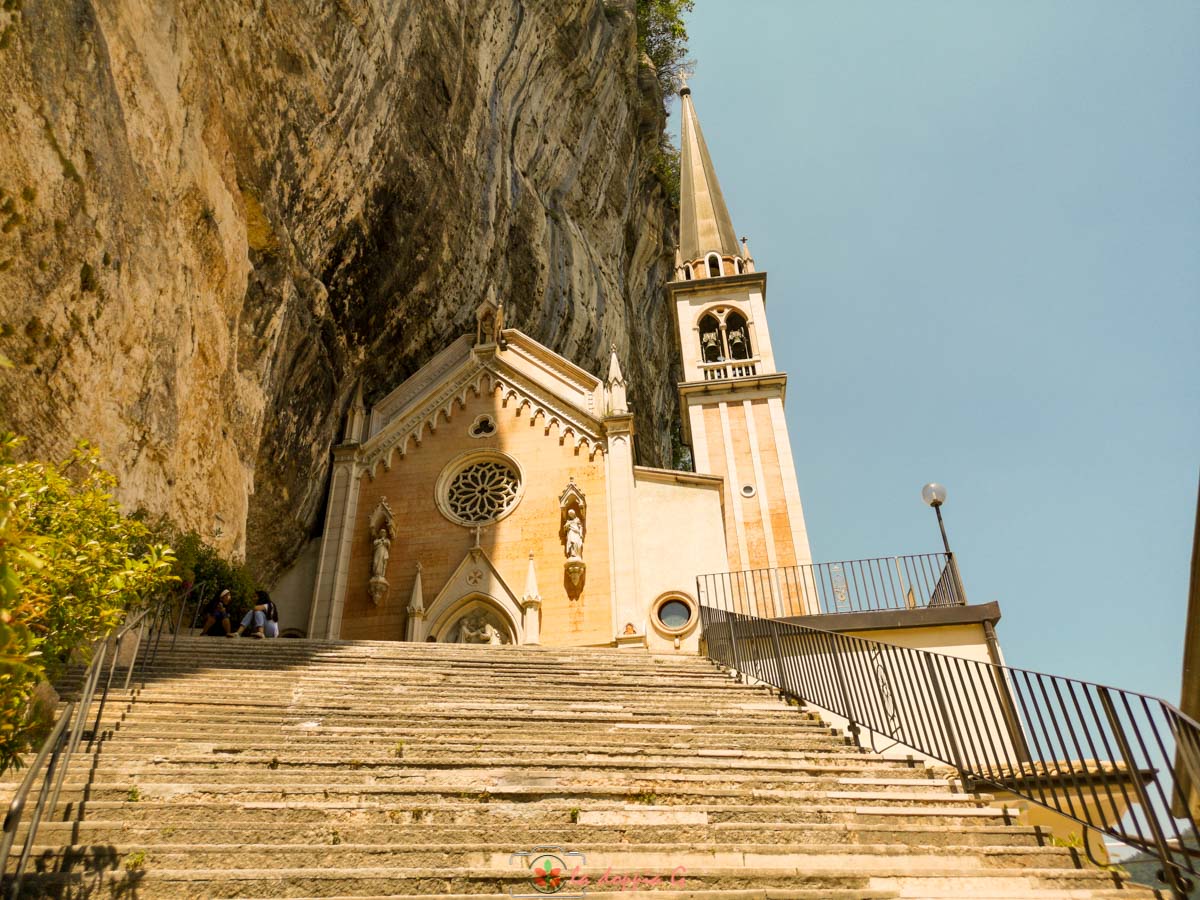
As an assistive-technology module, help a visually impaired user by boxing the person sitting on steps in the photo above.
[200,589,234,636]
[231,590,279,639]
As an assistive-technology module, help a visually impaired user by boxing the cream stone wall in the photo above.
[685,394,812,577]
[632,468,727,654]
[272,537,320,633]
[341,386,614,647]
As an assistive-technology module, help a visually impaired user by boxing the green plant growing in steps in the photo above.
[1051,833,1084,850]
[267,756,280,770]
[126,786,140,802]
[122,850,146,872]
[629,791,658,805]
[568,807,581,824]
[329,830,342,845]
[392,741,405,758]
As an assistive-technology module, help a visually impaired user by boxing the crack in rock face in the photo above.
[0,0,679,581]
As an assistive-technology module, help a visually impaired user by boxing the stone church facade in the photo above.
[298,88,819,652]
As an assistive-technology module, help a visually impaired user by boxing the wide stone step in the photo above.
[15,875,901,900]
[86,722,843,745]
[121,673,734,690]
[12,865,1146,899]
[58,754,931,780]
[48,800,1018,828]
[78,740,867,764]
[20,819,1048,848]
[85,702,819,724]
[27,779,997,806]
[31,842,1079,872]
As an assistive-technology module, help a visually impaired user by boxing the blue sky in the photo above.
[679,1,1199,701]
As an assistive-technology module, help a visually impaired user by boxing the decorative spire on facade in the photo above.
[606,344,628,415]
[678,86,743,278]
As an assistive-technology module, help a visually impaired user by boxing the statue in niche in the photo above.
[371,527,392,579]
[456,611,505,645]
[559,479,588,601]
[563,509,585,560]
[367,498,395,606]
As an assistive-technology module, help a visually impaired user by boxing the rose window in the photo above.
[445,460,520,524]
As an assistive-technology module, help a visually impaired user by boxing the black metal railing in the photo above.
[699,603,1200,897]
[697,552,965,619]
[0,593,187,897]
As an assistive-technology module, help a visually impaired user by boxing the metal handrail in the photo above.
[0,595,179,897]
[698,602,1200,898]
[698,552,966,619]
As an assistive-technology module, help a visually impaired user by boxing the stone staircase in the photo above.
[4,636,1157,899]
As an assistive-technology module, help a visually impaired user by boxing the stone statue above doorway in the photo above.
[453,609,508,645]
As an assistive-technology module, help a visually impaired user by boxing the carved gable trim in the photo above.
[361,356,609,479]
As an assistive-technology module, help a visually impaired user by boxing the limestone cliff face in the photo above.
[0,0,679,580]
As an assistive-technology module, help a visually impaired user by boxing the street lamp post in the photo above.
[922,482,966,605]
[921,482,952,554]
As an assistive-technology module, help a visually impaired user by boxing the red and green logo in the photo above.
[530,854,566,894]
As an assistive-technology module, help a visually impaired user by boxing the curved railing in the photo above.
[0,593,187,898]
[699,603,1200,898]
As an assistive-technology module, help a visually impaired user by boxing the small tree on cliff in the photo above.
[0,425,176,773]
[637,0,694,98]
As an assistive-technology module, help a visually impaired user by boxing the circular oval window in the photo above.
[658,599,692,629]
[435,451,525,527]
[651,592,697,636]
[741,483,756,498]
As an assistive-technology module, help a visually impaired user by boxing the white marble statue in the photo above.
[563,508,584,559]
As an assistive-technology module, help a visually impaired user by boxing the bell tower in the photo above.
[670,86,813,573]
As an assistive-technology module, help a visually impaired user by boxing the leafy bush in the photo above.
[0,431,176,772]
[149,526,258,623]
[652,140,682,206]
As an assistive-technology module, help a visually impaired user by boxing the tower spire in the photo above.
[678,86,741,271]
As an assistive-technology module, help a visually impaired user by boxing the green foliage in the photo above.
[0,433,177,773]
[669,416,693,471]
[158,527,258,620]
[636,0,694,98]
[652,140,681,207]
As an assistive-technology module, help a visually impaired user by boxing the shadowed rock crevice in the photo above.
[0,0,678,582]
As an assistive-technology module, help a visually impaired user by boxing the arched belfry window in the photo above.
[706,253,721,278]
[735,258,744,274]
[698,313,723,363]
[683,266,692,280]
[725,311,752,361]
